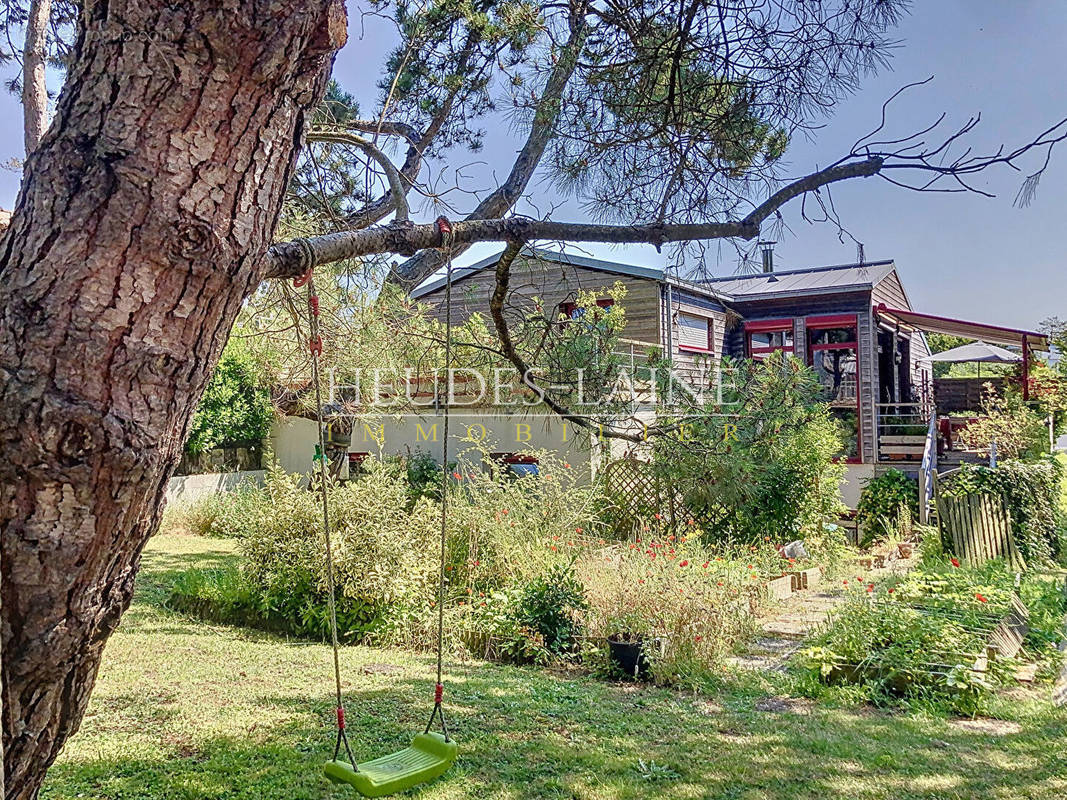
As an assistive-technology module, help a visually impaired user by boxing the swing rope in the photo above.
[297,263,358,767]
[300,216,458,777]
[425,216,454,740]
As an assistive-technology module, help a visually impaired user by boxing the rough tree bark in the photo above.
[0,2,346,798]
[21,0,52,154]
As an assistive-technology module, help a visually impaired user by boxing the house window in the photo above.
[677,312,714,353]
[807,314,860,461]
[490,452,540,479]
[559,298,614,320]
[745,318,794,360]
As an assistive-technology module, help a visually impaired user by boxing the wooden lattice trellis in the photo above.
[602,456,685,533]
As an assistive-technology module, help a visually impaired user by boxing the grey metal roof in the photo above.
[699,260,896,299]
[410,246,667,299]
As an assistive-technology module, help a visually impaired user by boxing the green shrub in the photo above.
[186,339,273,455]
[580,534,764,686]
[168,449,609,647]
[161,487,264,538]
[958,384,1049,459]
[856,469,918,546]
[515,562,588,656]
[652,353,845,544]
[942,457,1064,565]
[167,564,383,640]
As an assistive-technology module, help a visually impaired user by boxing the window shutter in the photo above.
[677,313,711,351]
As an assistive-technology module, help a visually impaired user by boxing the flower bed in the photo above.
[796,558,1067,713]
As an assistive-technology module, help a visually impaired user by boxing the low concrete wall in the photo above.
[270,411,597,478]
[165,470,266,504]
[840,463,874,510]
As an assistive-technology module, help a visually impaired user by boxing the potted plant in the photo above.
[604,609,656,679]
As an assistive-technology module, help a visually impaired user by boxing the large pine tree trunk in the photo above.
[0,2,346,797]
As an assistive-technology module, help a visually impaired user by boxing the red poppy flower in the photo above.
[702,562,710,569]
[888,588,895,594]
[976,593,988,603]
[694,635,702,642]
[654,513,662,520]
[575,527,583,534]
[550,545,557,551]
[679,560,689,567]
[950,557,960,568]
[452,472,462,480]
[866,584,874,593]
[564,462,571,468]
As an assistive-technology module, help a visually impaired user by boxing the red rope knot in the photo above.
[434,683,444,704]
[336,706,346,730]
[309,336,323,357]
[309,295,320,316]
[293,266,314,288]
[435,216,453,245]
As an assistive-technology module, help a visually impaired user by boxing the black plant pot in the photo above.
[607,633,651,679]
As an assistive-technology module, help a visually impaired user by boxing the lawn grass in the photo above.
[41,533,1067,800]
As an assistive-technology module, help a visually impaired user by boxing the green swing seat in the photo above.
[324,732,458,797]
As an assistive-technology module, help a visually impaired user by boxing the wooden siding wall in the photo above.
[418,256,662,345]
[871,269,930,407]
[668,290,727,389]
[858,308,877,462]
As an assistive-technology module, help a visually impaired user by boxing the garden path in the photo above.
[728,553,917,673]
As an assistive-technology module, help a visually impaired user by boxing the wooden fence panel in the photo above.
[935,482,1024,571]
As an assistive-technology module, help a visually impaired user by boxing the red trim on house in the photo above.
[559,298,615,318]
[809,341,857,351]
[805,313,858,329]
[750,346,795,354]
[743,317,794,333]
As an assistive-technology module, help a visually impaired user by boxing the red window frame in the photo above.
[805,314,862,463]
[677,312,715,354]
[559,298,615,319]
[745,318,795,358]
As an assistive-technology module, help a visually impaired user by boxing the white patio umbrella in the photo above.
[923,340,1021,378]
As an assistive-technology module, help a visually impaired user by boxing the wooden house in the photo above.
[408,246,1048,507]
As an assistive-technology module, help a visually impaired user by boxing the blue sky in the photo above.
[1,1,1064,330]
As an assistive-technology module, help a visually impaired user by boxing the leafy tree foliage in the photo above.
[186,339,274,454]
[652,352,845,543]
